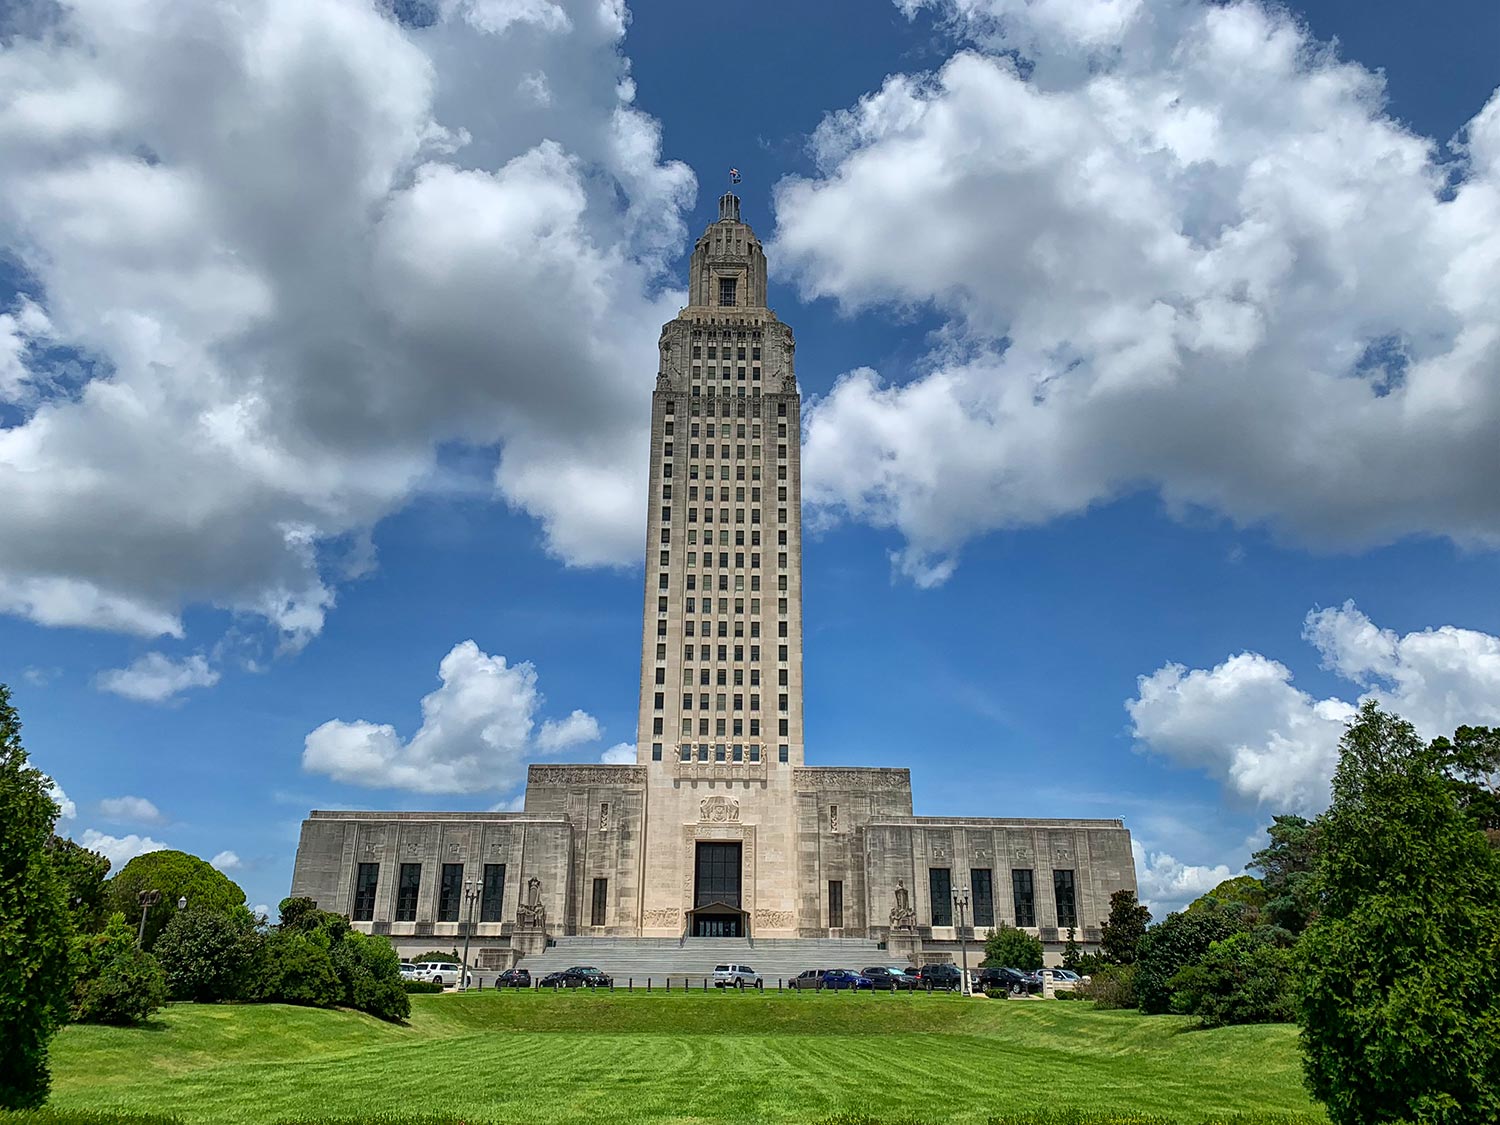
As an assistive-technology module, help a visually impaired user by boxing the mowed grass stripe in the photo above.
[47,993,1322,1125]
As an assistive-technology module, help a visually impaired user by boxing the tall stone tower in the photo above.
[631,190,806,936]
[635,190,804,771]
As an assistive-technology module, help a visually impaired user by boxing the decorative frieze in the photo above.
[700,796,740,823]
[793,768,910,791]
[754,909,794,929]
[528,765,646,787]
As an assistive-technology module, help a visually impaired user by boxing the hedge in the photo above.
[402,980,443,994]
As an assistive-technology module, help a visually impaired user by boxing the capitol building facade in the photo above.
[290,192,1136,968]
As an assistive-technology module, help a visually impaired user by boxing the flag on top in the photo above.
[729,168,742,184]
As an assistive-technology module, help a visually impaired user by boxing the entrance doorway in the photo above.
[693,841,742,937]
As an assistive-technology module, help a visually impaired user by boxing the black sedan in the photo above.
[493,968,531,988]
[975,966,1041,994]
[538,965,613,988]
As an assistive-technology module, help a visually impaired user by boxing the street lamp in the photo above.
[136,889,161,947]
[459,876,482,991]
[177,896,187,911]
[953,885,972,997]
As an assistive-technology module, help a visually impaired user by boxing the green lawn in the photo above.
[43,990,1323,1125]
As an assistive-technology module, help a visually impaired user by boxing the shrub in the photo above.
[107,851,246,950]
[1167,930,1294,1027]
[0,684,75,1110]
[410,949,459,965]
[1079,964,1136,1010]
[1299,704,1500,1125]
[1133,900,1245,1014]
[252,931,341,1009]
[44,837,112,935]
[402,980,443,994]
[331,931,409,1022]
[982,924,1043,971]
[152,907,259,1003]
[69,914,166,1026]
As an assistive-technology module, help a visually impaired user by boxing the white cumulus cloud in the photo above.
[95,653,219,703]
[302,639,601,793]
[99,795,164,824]
[79,828,168,867]
[776,0,1500,584]
[599,741,636,764]
[44,778,76,820]
[1129,602,1500,814]
[0,0,692,648]
[210,850,241,871]
[1131,839,1234,918]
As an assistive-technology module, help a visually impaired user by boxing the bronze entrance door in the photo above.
[693,842,742,937]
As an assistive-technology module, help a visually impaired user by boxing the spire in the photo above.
[718,190,741,223]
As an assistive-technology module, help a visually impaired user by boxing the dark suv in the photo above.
[493,968,531,989]
[975,966,1040,994]
[862,966,917,991]
[918,963,962,991]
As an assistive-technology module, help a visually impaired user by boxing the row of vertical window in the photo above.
[923,868,1078,930]
[352,861,507,924]
[691,344,761,360]
[669,742,790,763]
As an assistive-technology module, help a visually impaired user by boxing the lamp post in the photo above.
[136,889,161,947]
[459,876,481,991]
[953,885,972,997]
[177,896,187,912]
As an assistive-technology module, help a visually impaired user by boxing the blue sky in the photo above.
[1,0,1497,918]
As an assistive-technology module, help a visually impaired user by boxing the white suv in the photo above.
[712,963,762,988]
[416,961,465,987]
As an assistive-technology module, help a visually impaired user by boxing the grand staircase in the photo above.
[506,935,889,986]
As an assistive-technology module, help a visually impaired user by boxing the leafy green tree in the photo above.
[1432,725,1500,849]
[412,949,460,964]
[45,836,112,934]
[332,931,410,1023]
[1080,963,1137,1009]
[0,684,73,1109]
[69,913,167,1025]
[108,850,246,949]
[981,924,1043,970]
[1133,898,1245,1014]
[1190,875,1267,926]
[1250,815,1322,934]
[152,906,260,1002]
[1098,889,1152,965]
[1168,930,1294,1027]
[1299,703,1500,1125]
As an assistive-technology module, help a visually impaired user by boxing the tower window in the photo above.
[719,277,737,307]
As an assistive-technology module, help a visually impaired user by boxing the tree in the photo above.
[45,836,112,934]
[0,684,73,1109]
[332,931,410,1023]
[108,850,246,949]
[412,949,460,965]
[69,913,167,1026]
[1299,703,1500,1125]
[981,924,1043,970]
[1133,898,1245,1015]
[1098,889,1152,965]
[1168,930,1295,1028]
[1250,814,1322,934]
[1060,928,1083,971]
[152,907,259,1003]
[1432,725,1500,849]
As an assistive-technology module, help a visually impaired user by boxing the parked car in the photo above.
[539,966,613,989]
[493,968,531,989]
[415,961,466,987]
[974,966,1034,994]
[398,962,420,981]
[918,963,962,991]
[861,966,917,991]
[712,963,762,988]
[789,968,830,990]
[818,969,872,990]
